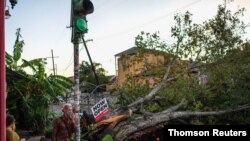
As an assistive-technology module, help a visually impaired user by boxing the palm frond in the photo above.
[21,59,37,73]
[13,28,24,63]
[5,52,13,66]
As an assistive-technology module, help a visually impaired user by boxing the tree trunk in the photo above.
[108,104,250,141]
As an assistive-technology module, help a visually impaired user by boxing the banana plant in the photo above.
[6,28,73,133]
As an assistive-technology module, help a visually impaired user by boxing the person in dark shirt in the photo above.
[52,103,77,141]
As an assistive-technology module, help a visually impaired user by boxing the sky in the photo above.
[5,0,250,77]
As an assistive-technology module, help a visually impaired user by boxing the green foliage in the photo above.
[115,44,250,123]
[102,134,113,141]
[13,28,25,68]
[115,83,151,107]
[6,28,72,133]
[136,5,246,64]
[44,125,53,138]
[135,31,168,51]
[114,4,250,124]
[79,61,109,93]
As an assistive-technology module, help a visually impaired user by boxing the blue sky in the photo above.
[5,0,250,76]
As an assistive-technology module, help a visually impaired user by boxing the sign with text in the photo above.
[91,98,109,121]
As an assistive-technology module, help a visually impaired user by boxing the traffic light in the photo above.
[72,0,94,34]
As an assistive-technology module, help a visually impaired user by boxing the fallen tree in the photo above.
[86,53,250,140]
[81,5,250,141]
[92,62,250,140]
[112,104,250,141]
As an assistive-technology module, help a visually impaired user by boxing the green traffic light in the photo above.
[75,17,87,33]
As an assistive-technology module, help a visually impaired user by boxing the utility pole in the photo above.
[0,0,6,141]
[55,64,57,75]
[82,37,100,86]
[47,49,59,76]
[51,49,56,76]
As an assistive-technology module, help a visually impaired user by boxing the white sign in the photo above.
[199,74,208,86]
[91,98,109,121]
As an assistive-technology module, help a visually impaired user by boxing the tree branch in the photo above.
[113,104,250,141]
[162,102,186,113]
[169,104,250,118]
[127,72,184,108]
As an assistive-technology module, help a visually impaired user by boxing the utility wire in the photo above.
[62,39,93,76]
[89,0,127,20]
[62,43,84,75]
[94,0,202,40]
[62,53,74,75]
[63,0,202,75]
[94,0,112,10]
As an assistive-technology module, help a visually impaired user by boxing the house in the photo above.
[112,47,185,88]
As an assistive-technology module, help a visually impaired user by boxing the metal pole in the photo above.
[73,42,81,141]
[82,36,100,86]
[71,1,81,140]
[0,0,6,140]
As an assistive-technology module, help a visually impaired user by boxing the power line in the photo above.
[89,0,128,20]
[94,0,112,10]
[63,52,74,75]
[94,0,202,40]
[62,41,87,76]
[63,0,202,75]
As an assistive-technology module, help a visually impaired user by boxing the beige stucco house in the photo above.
[107,47,187,89]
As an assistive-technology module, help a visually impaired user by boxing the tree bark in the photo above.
[111,104,250,141]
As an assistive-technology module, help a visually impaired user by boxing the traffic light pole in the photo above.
[73,41,81,141]
[71,1,94,140]
[71,1,81,140]
[73,38,81,141]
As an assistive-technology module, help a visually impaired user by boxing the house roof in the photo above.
[115,47,173,58]
[115,47,138,57]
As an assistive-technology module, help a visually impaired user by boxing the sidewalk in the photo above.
[26,136,51,141]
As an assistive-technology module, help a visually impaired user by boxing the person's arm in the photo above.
[52,119,59,141]
[69,122,77,133]
[69,114,77,133]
